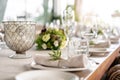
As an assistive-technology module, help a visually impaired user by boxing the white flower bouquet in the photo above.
[36,27,67,50]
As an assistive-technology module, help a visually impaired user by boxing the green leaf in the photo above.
[97,29,103,35]
[49,50,61,61]
[89,41,95,45]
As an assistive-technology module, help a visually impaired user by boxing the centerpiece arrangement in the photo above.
[35,27,67,50]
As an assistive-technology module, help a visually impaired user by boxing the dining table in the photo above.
[0,41,120,80]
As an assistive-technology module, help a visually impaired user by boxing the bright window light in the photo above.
[4,0,43,20]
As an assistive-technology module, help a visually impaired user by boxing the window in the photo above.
[4,0,53,24]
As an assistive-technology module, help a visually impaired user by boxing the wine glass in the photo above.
[80,24,95,40]
[78,16,98,56]
[62,7,75,39]
[61,7,76,58]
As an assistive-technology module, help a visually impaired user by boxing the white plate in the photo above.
[30,62,87,71]
[15,70,79,80]
[89,48,109,56]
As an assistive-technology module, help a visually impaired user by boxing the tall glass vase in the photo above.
[3,21,36,59]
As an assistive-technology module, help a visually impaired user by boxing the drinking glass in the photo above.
[62,39,77,59]
[80,24,96,40]
[76,16,97,39]
[3,21,36,59]
[75,39,89,56]
[62,6,75,39]
[61,7,75,58]
[82,15,98,39]
[63,38,89,58]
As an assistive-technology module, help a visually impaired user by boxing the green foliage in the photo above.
[89,40,95,45]
[90,29,94,33]
[49,50,61,61]
[97,29,103,35]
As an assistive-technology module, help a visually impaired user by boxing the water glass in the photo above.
[75,39,89,56]
[66,39,89,57]
[62,39,79,59]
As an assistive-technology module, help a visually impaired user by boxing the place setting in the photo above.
[30,53,89,71]
[89,40,111,57]
[28,41,96,73]
[89,48,110,57]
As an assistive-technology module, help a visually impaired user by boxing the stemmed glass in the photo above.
[79,16,97,56]
[80,26,94,56]
[62,7,75,39]
[81,15,97,40]
[61,7,76,58]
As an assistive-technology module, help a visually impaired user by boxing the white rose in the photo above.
[42,34,50,42]
[42,43,47,49]
[54,40,59,47]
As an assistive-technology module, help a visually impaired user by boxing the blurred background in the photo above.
[0,0,120,26]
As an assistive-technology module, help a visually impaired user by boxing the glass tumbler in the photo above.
[75,39,89,56]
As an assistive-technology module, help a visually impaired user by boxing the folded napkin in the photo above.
[90,39,111,48]
[34,54,88,68]
[110,36,119,43]
[89,48,108,56]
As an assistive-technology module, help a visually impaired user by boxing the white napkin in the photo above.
[110,36,119,43]
[90,39,111,48]
[34,54,88,68]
